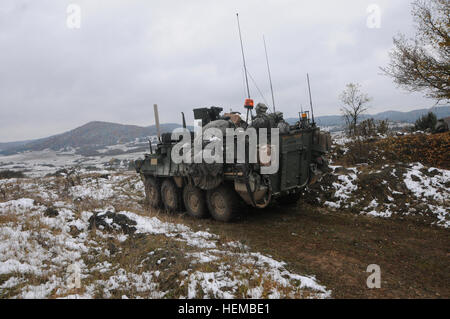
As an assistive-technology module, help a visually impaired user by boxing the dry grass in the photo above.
[1,159,448,299]
[1,175,318,299]
[333,132,450,169]
[181,202,450,299]
[374,132,450,169]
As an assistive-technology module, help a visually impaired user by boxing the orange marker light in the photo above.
[301,113,307,118]
[244,99,254,109]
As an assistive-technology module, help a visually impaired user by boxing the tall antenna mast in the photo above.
[263,35,276,113]
[236,13,253,123]
[306,73,315,125]
[237,13,250,99]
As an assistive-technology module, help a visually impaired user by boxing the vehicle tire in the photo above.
[183,184,208,219]
[144,176,162,208]
[278,193,301,206]
[206,184,239,222]
[161,179,182,212]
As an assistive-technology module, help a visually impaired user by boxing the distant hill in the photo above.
[1,106,449,155]
[0,140,34,152]
[286,105,450,127]
[370,106,450,122]
[0,121,182,155]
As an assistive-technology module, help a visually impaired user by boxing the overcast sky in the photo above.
[0,0,439,142]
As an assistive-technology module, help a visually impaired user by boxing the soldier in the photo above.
[251,103,272,130]
[222,112,246,128]
[273,111,290,134]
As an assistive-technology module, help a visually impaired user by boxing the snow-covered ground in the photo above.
[0,148,142,178]
[325,130,450,227]
[316,163,449,228]
[0,172,330,299]
[1,132,448,299]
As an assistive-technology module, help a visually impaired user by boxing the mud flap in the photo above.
[234,177,271,208]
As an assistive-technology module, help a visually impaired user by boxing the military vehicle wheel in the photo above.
[144,177,162,208]
[183,184,208,219]
[206,185,239,222]
[278,193,301,205]
[161,179,182,212]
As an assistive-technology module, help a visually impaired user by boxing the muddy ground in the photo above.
[170,202,450,299]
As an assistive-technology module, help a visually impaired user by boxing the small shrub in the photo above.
[357,119,390,137]
[377,120,389,135]
[414,112,437,132]
[357,119,377,137]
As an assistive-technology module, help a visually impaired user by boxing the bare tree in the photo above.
[340,83,371,136]
[381,0,450,101]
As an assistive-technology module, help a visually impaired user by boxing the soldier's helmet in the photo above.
[255,103,268,114]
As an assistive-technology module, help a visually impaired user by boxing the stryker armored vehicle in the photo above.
[134,102,331,222]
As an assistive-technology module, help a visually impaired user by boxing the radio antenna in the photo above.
[306,73,315,125]
[263,35,276,113]
[237,14,250,99]
[236,13,253,123]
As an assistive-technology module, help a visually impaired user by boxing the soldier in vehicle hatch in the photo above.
[272,111,290,134]
[222,112,246,128]
[251,103,272,130]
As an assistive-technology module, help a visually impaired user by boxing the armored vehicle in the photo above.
[135,103,331,222]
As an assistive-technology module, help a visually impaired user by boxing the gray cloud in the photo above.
[0,0,434,142]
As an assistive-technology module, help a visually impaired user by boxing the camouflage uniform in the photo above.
[251,103,272,130]
[273,111,290,134]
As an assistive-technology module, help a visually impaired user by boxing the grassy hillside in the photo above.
[0,122,181,155]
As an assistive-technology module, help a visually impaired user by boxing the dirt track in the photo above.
[178,202,450,298]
